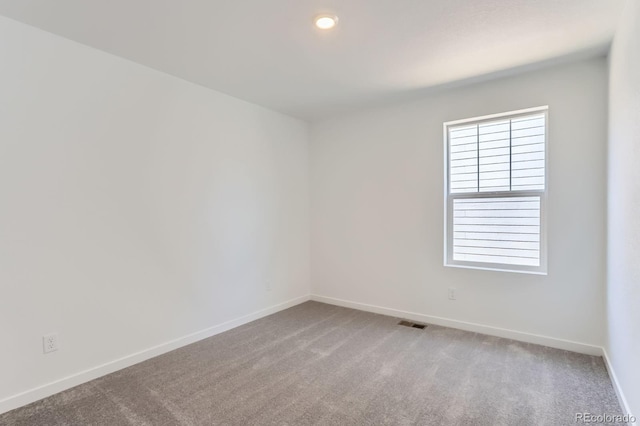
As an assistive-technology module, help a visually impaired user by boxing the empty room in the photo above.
[0,0,638,425]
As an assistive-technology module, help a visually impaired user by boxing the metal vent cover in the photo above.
[398,320,427,330]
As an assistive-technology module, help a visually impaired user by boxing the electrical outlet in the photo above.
[448,288,457,300]
[266,281,271,291]
[43,333,59,354]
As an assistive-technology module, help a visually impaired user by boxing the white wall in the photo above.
[0,16,310,410]
[311,58,608,350]
[607,0,640,418]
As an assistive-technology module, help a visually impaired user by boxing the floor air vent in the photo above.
[398,320,426,329]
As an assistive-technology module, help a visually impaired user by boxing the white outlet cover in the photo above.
[43,333,59,354]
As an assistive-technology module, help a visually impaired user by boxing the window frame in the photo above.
[443,106,549,275]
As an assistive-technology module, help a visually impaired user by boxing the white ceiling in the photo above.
[0,0,625,120]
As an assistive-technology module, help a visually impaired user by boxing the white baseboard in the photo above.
[0,294,310,416]
[310,294,603,356]
[602,348,636,422]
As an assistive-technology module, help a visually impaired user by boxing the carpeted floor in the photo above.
[0,301,622,425]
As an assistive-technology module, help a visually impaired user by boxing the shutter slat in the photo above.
[512,151,545,162]
[479,132,510,142]
[454,216,540,225]
[454,208,540,217]
[479,154,510,166]
[479,146,510,157]
[478,120,509,134]
[451,158,478,168]
[512,127,544,138]
[454,239,539,250]
[511,115,544,128]
[454,232,540,242]
[480,163,510,173]
[454,246,540,258]
[453,253,540,266]
[512,143,545,155]
[512,134,544,146]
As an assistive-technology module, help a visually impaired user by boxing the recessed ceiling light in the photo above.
[314,15,338,30]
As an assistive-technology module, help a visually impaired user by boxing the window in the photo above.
[444,106,548,274]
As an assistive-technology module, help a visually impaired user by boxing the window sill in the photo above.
[444,262,548,276]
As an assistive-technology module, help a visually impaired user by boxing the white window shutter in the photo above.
[446,108,547,273]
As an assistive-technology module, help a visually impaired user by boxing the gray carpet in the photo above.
[0,301,623,425]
